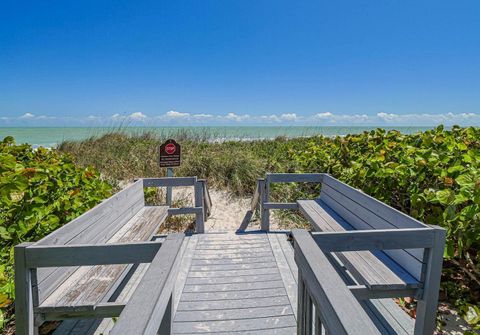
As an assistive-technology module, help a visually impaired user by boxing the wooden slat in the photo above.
[179,288,287,302]
[142,177,197,187]
[174,305,294,322]
[311,228,435,251]
[26,241,162,268]
[177,296,291,311]
[263,202,298,210]
[267,173,324,183]
[172,315,296,333]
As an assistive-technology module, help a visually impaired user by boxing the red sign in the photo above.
[159,139,181,167]
[165,143,176,155]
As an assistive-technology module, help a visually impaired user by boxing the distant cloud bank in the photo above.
[1,111,479,126]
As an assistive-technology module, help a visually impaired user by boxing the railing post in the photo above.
[414,228,446,335]
[14,243,35,335]
[261,176,270,231]
[194,181,205,233]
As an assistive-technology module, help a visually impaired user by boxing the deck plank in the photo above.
[173,232,296,334]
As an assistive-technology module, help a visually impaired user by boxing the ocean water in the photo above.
[0,126,432,148]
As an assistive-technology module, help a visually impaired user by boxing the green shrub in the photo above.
[0,136,112,330]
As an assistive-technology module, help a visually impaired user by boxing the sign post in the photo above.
[159,139,181,206]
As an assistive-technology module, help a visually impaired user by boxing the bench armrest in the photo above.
[24,241,163,268]
[311,228,437,252]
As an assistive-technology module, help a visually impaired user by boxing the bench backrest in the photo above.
[33,180,145,304]
[319,174,427,281]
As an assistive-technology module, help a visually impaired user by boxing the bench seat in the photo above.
[298,199,419,293]
[36,206,168,316]
[363,299,414,335]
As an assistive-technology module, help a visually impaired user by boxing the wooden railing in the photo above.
[142,177,211,233]
[292,229,382,335]
[241,173,324,231]
[110,233,184,335]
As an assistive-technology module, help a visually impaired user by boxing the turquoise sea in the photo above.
[0,126,432,147]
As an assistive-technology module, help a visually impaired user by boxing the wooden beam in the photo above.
[311,228,435,252]
[39,302,125,320]
[266,173,324,183]
[347,285,417,300]
[167,207,203,216]
[263,202,298,210]
[142,177,197,188]
[25,241,162,268]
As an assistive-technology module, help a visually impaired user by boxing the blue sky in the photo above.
[1,0,479,126]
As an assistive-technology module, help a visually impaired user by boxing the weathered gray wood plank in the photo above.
[175,305,294,322]
[268,234,298,318]
[172,315,296,333]
[177,295,291,311]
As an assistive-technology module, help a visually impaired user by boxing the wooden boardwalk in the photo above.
[172,232,298,334]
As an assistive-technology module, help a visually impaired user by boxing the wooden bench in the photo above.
[14,177,207,335]
[254,173,446,335]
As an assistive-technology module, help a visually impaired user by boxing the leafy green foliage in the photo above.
[0,136,111,331]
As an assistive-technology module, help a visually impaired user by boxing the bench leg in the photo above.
[158,294,173,334]
[414,229,445,335]
[14,243,36,335]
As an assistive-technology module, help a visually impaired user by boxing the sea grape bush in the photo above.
[0,136,111,330]
[292,125,480,326]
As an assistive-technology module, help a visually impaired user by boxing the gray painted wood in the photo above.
[26,241,162,268]
[267,173,324,183]
[298,199,420,291]
[35,205,168,323]
[311,228,434,251]
[173,232,296,334]
[292,229,381,335]
[268,233,298,318]
[264,202,299,210]
[414,228,446,335]
[142,177,197,187]
[14,243,35,335]
[36,181,145,303]
[194,182,205,233]
[261,178,270,231]
[111,233,185,335]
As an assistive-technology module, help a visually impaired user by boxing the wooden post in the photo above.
[166,167,174,206]
[261,177,270,231]
[194,181,205,233]
[414,228,446,335]
[14,243,35,335]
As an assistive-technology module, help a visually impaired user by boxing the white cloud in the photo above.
[193,113,214,118]
[20,113,35,119]
[313,112,333,119]
[111,113,122,119]
[129,112,147,120]
[165,110,190,118]
[225,112,249,122]
[260,114,281,122]
[280,113,298,121]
